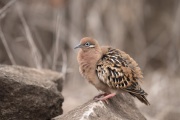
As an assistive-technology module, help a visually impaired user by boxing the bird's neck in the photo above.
[77,48,102,67]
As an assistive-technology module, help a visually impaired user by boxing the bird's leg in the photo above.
[93,92,108,100]
[95,93,116,101]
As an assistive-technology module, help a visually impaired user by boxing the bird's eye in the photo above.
[85,42,90,46]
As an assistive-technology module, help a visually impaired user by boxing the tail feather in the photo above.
[129,92,150,105]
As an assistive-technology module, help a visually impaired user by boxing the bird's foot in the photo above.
[93,93,108,100]
[94,93,116,104]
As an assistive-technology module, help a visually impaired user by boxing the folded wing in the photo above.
[96,47,150,105]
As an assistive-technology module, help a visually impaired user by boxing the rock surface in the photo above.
[0,65,64,120]
[53,93,146,120]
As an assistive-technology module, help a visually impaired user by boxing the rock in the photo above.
[53,93,146,120]
[156,107,180,120]
[0,65,64,120]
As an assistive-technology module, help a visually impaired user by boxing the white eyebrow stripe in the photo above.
[89,45,95,48]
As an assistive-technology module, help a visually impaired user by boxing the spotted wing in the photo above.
[96,48,145,93]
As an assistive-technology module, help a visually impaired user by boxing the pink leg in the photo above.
[93,93,108,100]
[95,93,116,101]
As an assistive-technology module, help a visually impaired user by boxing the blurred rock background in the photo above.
[0,0,179,119]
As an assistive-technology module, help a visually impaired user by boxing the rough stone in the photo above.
[53,93,146,120]
[0,65,64,120]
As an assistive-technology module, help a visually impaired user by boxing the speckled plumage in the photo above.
[75,37,150,105]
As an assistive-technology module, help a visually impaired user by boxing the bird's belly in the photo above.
[79,64,111,93]
[88,76,112,93]
[81,70,117,93]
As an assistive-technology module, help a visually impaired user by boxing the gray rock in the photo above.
[53,93,146,120]
[0,65,64,120]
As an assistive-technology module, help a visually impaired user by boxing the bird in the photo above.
[74,37,150,105]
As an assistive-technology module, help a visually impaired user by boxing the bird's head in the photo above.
[74,37,100,51]
[75,37,103,64]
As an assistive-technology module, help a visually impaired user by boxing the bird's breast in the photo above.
[79,62,95,82]
[77,49,101,82]
[79,62,110,92]
[77,49,109,91]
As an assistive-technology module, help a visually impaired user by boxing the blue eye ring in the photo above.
[85,42,90,46]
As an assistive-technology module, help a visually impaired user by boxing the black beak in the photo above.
[74,44,83,49]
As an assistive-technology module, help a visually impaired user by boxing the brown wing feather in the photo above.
[96,47,142,88]
[96,47,150,105]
